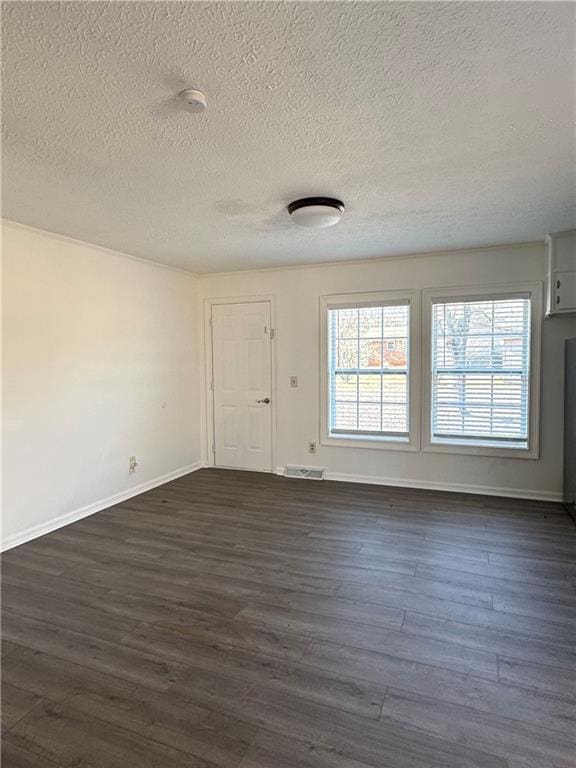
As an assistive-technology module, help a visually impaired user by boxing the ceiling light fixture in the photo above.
[288,197,344,228]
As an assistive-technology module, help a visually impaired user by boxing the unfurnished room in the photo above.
[1,2,576,767]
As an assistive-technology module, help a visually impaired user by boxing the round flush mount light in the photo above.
[288,197,344,228]
[179,88,207,113]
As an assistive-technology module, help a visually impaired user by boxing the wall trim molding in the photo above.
[1,462,205,552]
[276,466,562,502]
[2,459,562,552]
[200,240,543,279]
[1,219,198,278]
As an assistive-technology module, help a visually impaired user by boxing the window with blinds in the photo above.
[430,295,531,447]
[328,302,409,437]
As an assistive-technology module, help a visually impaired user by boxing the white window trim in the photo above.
[320,290,421,452]
[421,282,542,460]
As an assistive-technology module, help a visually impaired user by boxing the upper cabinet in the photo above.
[546,230,576,317]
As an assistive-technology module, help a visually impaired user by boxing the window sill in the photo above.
[423,438,537,460]
[322,433,418,452]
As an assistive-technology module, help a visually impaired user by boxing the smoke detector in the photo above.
[179,88,207,113]
[288,197,344,228]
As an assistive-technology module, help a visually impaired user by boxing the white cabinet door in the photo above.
[212,301,272,471]
[546,230,576,316]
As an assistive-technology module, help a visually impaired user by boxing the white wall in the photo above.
[200,244,576,501]
[2,231,573,553]
[1,222,201,548]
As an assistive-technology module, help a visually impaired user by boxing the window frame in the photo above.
[422,283,542,460]
[320,290,421,451]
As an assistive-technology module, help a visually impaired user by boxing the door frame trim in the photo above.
[203,294,277,472]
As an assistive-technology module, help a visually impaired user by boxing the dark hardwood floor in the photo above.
[2,468,576,768]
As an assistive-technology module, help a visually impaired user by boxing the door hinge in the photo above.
[212,444,216,454]
[209,380,214,392]
[270,327,275,340]
[209,316,213,328]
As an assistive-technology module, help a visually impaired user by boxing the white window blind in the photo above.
[328,303,409,437]
[431,296,531,447]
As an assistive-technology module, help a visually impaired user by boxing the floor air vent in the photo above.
[284,466,325,480]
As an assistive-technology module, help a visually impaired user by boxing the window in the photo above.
[424,285,542,457]
[322,285,540,457]
[321,291,420,450]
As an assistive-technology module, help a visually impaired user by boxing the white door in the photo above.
[211,301,273,471]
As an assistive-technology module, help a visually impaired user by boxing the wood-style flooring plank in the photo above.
[1,584,142,643]
[186,574,406,630]
[492,592,576,625]
[415,563,576,605]
[120,623,386,719]
[403,612,576,670]
[237,603,499,680]
[0,741,65,768]
[1,682,44,733]
[70,691,255,768]
[167,674,508,768]
[1,563,109,604]
[2,646,255,768]
[2,468,574,768]
[498,655,576,701]
[335,578,493,611]
[3,699,220,768]
[300,639,576,736]
[379,688,576,768]
[1,612,181,692]
[238,729,377,768]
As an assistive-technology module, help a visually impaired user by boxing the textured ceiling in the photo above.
[2,1,575,273]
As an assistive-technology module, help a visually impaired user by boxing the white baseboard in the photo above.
[1,461,204,552]
[276,466,562,502]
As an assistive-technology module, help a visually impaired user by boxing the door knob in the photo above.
[257,397,271,404]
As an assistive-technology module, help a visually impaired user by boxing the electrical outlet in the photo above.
[129,456,138,474]
[290,376,298,388]
[308,441,317,454]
